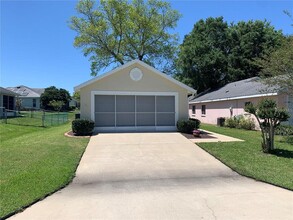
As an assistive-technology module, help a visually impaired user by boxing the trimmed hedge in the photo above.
[72,119,94,136]
[177,119,201,134]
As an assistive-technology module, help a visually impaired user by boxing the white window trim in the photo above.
[91,91,178,131]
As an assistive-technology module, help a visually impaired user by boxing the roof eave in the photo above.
[189,92,279,104]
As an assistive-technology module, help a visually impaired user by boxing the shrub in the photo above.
[224,117,238,128]
[177,119,200,133]
[275,125,293,136]
[72,119,94,136]
[238,117,255,130]
[224,115,255,130]
[188,118,201,129]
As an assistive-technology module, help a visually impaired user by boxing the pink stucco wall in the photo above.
[189,94,289,125]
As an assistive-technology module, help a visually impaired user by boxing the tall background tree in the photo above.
[40,86,71,111]
[70,0,181,76]
[176,17,284,93]
[258,36,293,95]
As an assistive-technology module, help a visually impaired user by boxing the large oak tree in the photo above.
[176,17,284,93]
[70,0,181,76]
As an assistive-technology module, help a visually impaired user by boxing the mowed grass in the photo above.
[0,121,89,218]
[198,124,293,190]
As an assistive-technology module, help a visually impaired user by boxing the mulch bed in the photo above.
[181,131,217,140]
[64,131,92,138]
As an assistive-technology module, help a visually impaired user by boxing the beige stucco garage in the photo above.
[74,60,196,132]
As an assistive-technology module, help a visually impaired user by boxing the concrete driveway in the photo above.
[11,133,292,220]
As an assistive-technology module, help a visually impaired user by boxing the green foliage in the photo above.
[72,119,95,136]
[275,125,293,136]
[177,17,229,92]
[177,119,200,133]
[72,91,80,102]
[238,117,256,130]
[70,0,181,76]
[177,17,283,93]
[48,100,65,112]
[41,86,71,111]
[245,99,290,153]
[224,117,238,128]
[224,115,255,130]
[258,37,293,95]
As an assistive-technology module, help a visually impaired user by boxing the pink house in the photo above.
[189,77,293,126]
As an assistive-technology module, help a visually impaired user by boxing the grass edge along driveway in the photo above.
[0,123,89,219]
[198,124,293,191]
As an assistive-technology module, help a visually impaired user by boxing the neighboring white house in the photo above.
[189,77,292,126]
[74,59,197,132]
[6,86,44,110]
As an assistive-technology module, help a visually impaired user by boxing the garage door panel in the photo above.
[94,94,176,128]
[156,113,175,126]
[116,95,135,112]
[136,113,155,126]
[156,96,175,112]
[95,113,115,127]
[136,96,155,112]
[95,95,115,112]
[116,113,135,126]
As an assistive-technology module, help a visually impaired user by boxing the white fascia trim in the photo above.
[189,93,279,104]
[91,91,179,126]
[74,59,197,94]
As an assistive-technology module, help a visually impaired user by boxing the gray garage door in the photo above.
[94,95,175,127]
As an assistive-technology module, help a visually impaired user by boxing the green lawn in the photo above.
[0,120,89,218]
[198,124,293,190]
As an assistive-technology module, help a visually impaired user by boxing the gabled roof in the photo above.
[6,85,44,98]
[190,77,279,104]
[32,88,45,95]
[74,59,197,94]
[0,87,19,96]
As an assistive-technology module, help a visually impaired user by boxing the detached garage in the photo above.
[74,60,196,132]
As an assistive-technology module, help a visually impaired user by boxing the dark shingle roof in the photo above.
[190,77,279,103]
[6,86,44,98]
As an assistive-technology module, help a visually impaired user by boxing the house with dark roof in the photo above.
[189,77,293,126]
[6,86,45,110]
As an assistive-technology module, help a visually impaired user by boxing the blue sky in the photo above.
[1,0,292,94]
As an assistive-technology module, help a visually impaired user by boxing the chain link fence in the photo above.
[0,108,68,127]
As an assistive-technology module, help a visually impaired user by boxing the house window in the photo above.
[192,105,196,114]
[33,99,36,108]
[3,95,14,110]
[201,105,206,115]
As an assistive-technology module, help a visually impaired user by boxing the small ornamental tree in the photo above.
[245,99,289,153]
[48,100,64,112]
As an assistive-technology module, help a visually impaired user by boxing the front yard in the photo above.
[0,122,89,218]
[198,124,293,190]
